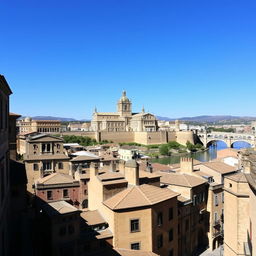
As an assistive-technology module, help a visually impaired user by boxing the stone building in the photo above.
[88,161,179,256]
[23,134,70,191]
[159,161,209,255]
[17,117,61,134]
[0,75,12,256]
[91,91,158,132]
[223,148,256,256]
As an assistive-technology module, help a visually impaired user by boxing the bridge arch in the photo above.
[206,139,228,148]
[230,140,252,149]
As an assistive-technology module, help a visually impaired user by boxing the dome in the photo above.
[119,90,130,102]
[25,116,32,122]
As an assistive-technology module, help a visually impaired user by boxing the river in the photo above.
[151,141,252,165]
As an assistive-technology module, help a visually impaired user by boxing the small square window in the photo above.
[131,242,140,250]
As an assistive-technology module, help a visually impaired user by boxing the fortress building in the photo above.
[91,91,158,132]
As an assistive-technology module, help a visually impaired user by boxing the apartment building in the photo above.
[17,117,61,134]
[23,134,70,191]
[223,148,256,256]
[87,161,179,256]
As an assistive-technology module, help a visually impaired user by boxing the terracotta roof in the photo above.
[70,155,100,162]
[102,179,128,186]
[226,172,248,183]
[114,248,159,256]
[9,112,21,117]
[80,210,106,226]
[160,173,206,188]
[152,163,174,171]
[43,201,79,216]
[139,170,162,179]
[201,162,237,174]
[36,173,76,185]
[96,228,113,239]
[217,148,238,159]
[178,195,190,202]
[103,184,179,210]
[98,171,124,181]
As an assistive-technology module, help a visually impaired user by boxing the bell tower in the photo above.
[117,91,132,117]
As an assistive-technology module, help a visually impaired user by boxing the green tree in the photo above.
[159,144,169,155]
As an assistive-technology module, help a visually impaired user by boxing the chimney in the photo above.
[180,157,194,174]
[110,160,117,172]
[125,160,139,186]
[90,162,99,177]
[118,160,126,174]
[146,162,153,173]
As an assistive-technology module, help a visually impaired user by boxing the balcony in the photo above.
[213,219,221,227]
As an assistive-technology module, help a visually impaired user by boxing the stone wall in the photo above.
[60,130,196,146]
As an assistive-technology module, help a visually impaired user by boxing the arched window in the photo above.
[82,199,88,209]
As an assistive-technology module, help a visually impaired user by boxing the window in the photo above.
[58,162,63,169]
[157,212,163,226]
[169,229,173,242]
[214,212,218,222]
[131,242,140,250]
[130,219,140,232]
[214,195,218,206]
[185,219,189,231]
[43,161,51,171]
[222,192,224,203]
[47,190,53,200]
[169,249,174,256]
[157,234,163,249]
[63,189,69,198]
[169,207,173,220]
[229,183,232,188]
[33,163,38,171]
[82,199,88,209]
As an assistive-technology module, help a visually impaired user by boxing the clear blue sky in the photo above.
[1,0,256,120]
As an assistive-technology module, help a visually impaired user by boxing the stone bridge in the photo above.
[197,131,256,148]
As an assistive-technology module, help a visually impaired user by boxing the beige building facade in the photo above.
[91,91,158,132]
[23,134,70,191]
[17,117,61,134]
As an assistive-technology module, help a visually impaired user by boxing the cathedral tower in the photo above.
[117,91,132,117]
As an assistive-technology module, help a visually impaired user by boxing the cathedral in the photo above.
[91,91,158,132]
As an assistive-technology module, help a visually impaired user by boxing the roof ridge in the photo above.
[112,186,134,209]
[183,174,193,187]
[137,185,153,204]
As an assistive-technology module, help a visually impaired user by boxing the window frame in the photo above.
[130,218,140,233]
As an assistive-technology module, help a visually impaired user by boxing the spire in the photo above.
[142,106,145,113]
[94,106,97,113]
[122,90,126,97]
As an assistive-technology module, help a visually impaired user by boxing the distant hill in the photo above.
[19,116,89,122]
[19,115,256,124]
[157,115,256,123]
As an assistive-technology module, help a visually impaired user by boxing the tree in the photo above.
[159,144,169,155]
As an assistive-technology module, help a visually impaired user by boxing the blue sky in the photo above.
[1,0,256,120]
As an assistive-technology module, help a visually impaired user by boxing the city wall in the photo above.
[60,130,196,145]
